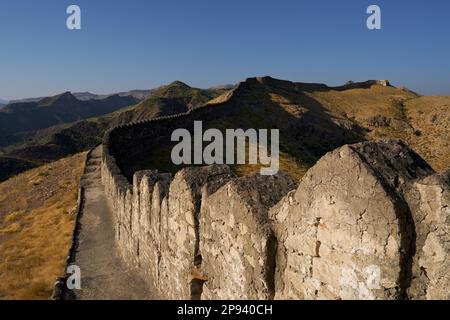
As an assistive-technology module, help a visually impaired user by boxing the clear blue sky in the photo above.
[1,0,449,100]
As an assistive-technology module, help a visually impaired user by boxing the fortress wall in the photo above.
[101,102,449,300]
[103,125,296,299]
[199,173,296,300]
[269,140,449,300]
[269,144,412,300]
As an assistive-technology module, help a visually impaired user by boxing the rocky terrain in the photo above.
[0,82,226,182]
[108,77,449,182]
[2,77,448,184]
[0,77,448,300]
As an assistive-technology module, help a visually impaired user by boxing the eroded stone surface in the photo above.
[101,138,449,300]
[406,170,450,299]
[269,140,436,300]
[159,165,234,299]
[200,173,296,300]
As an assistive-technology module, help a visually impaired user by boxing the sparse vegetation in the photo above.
[130,79,449,181]
[0,78,448,300]
[0,153,86,299]
[404,96,450,171]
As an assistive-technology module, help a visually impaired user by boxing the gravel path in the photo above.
[70,146,152,300]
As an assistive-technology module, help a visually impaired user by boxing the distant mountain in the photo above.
[129,81,219,120]
[0,82,225,175]
[9,96,45,103]
[10,90,152,104]
[0,92,139,146]
[73,90,152,101]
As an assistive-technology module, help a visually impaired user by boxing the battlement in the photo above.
[101,100,449,300]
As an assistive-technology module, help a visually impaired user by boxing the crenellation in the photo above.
[100,102,449,300]
[199,173,296,300]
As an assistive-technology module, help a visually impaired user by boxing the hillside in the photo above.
[0,153,85,299]
[309,82,449,171]
[227,77,448,175]
[128,81,219,120]
[1,77,449,183]
[0,82,224,181]
[0,92,139,146]
[127,77,449,180]
[403,96,450,171]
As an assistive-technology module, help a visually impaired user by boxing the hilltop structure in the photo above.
[96,78,449,300]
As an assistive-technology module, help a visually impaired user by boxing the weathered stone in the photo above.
[159,165,234,299]
[137,171,172,285]
[270,140,434,300]
[101,129,448,301]
[406,170,450,299]
[200,173,296,300]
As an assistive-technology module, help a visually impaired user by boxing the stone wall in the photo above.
[199,173,296,299]
[269,140,449,300]
[102,104,449,300]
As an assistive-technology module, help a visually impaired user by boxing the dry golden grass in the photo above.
[405,96,450,171]
[205,89,235,106]
[232,150,308,182]
[311,85,417,123]
[311,86,450,172]
[0,153,86,300]
[142,83,449,182]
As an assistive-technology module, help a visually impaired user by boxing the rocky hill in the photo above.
[0,92,139,147]
[3,76,448,184]
[108,77,448,182]
[0,82,225,181]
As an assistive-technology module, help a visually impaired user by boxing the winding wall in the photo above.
[101,98,449,300]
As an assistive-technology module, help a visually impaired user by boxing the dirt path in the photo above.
[69,146,152,300]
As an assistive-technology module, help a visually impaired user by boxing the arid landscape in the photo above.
[1,1,450,306]
[0,77,448,300]
[0,153,85,299]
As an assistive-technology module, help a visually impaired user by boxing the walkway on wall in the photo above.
[69,145,152,300]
